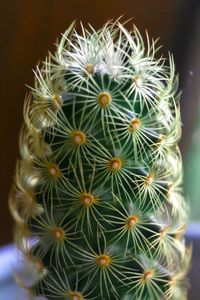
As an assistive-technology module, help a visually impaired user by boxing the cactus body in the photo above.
[10,21,190,300]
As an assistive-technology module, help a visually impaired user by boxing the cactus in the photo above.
[10,20,190,300]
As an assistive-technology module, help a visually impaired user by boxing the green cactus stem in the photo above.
[9,20,190,300]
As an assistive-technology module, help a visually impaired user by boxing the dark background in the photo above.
[1,2,200,298]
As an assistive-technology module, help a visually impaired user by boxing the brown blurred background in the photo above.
[1,0,200,245]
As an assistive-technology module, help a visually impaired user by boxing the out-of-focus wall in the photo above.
[0,0,185,246]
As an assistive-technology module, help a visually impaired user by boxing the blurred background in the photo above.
[0,0,200,298]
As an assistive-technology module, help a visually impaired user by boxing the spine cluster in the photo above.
[10,20,190,300]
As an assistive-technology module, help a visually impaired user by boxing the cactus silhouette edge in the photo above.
[9,20,190,300]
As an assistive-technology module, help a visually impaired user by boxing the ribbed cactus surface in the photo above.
[10,21,190,300]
